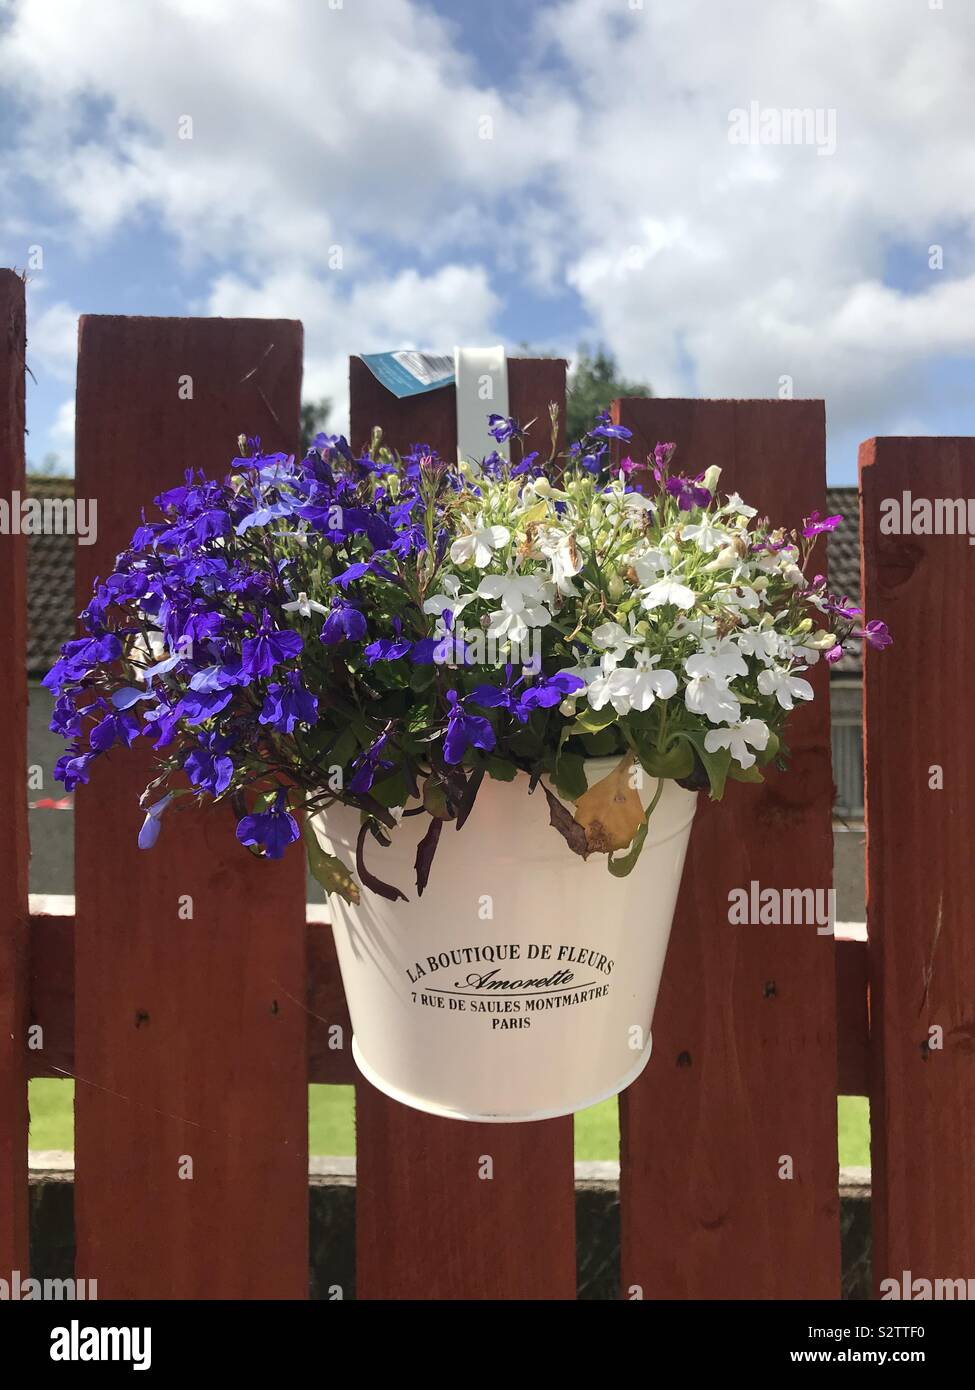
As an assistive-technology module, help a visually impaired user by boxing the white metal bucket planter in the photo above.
[312,759,697,1122]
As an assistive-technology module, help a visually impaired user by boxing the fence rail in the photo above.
[2,270,973,1299]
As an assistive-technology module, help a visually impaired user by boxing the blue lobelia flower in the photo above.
[184,736,235,795]
[589,409,632,441]
[518,670,585,713]
[53,745,97,791]
[511,450,541,478]
[111,686,156,711]
[443,689,496,765]
[469,665,527,722]
[311,432,354,462]
[235,789,301,859]
[364,618,412,665]
[50,693,85,739]
[320,600,367,646]
[235,495,303,535]
[258,671,319,734]
[89,700,143,753]
[348,733,395,794]
[471,668,584,724]
[241,609,304,678]
[487,414,521,444]
[43,632,122,694]
[185,508,231,546]
[138,793,174,849]
[141,696,184,748]
[176,689,235,726]
[333,561,373,588]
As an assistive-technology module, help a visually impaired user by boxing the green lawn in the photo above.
[837,1095,870,1166]
[28,1080,870,1167]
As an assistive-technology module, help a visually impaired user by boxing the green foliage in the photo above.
[304,821,360,904]
[567,346,652,441]
[607,812,651,878]
[552,749,588,800]
[675,728,732,799]
[300,398,332,454]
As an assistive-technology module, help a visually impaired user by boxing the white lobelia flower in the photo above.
[704,718,770,769]
[736,626,781,664]
[423,572,473,619]
[450,516,511,568]
[757,665,815,710]
[622,490,655,517]
[684,673,741,725]
[717,492,758,519]
[681,518,729,553]
[716,583,762,612]
[703,544,742,573]
[282,591,329,619]
[683,646,745,724]
[688,639,749,682]
[477,573,551,645]
[584,653,635,716]
[616,650,678,711]
[606,485,655,525]
[754,548,787,574]
[670,613,719,643]
[642,577,696,612]
[631,547,672,585]
[754,542,803,586]
[567,657,606,691]
[537,528,583,596]
[591,613,642,661]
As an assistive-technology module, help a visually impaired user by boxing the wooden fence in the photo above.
[1,267,972,1299]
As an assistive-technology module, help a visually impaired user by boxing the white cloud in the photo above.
[28,300,79,382]
[538,0,975,446]
[0,0,574,269]
[51,397,75,445]
[4,0,975,468]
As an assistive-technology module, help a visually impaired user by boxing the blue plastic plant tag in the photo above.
[359,350,455,398]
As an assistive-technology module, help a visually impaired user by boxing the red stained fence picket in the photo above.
[351,358,577,1300]
[0,271,30,1284]
[72,316,308,1298]
[612,400,839,1299]
[2,295,974,1300]
[860,438,975,1297]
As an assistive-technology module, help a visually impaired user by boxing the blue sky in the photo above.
[3,0,975,483]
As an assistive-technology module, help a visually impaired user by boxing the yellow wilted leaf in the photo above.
[572,754,645,854]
